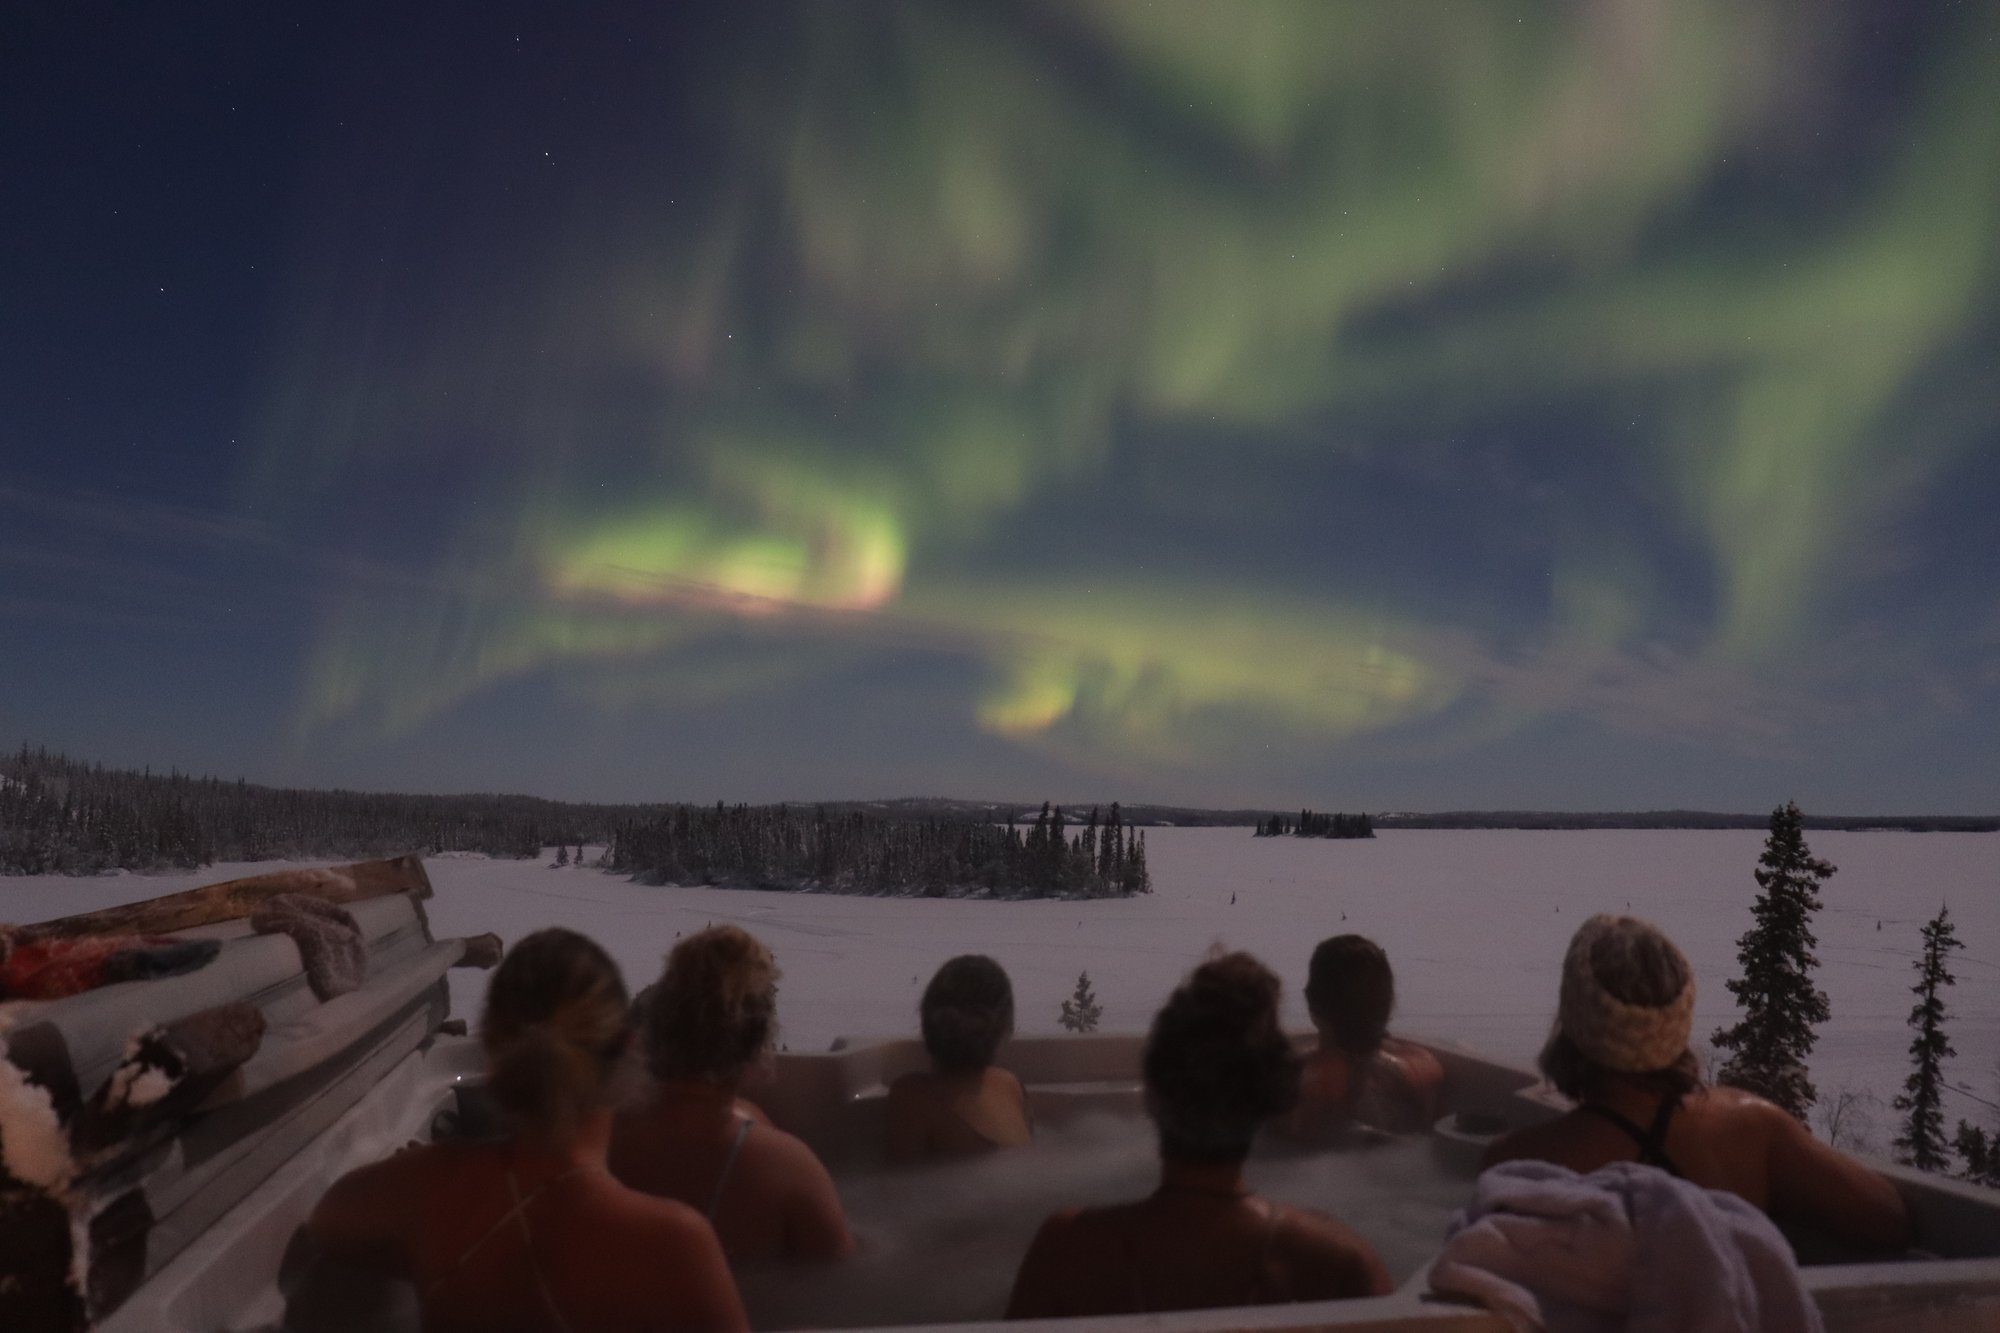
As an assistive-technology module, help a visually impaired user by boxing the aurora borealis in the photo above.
[4,2,1998,810]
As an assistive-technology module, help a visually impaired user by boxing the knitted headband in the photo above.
[1557,914,1695,1073]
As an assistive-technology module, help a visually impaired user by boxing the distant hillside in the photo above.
[0,746,651,875]
[1371,810,2000,833]
[802,797,1274,828]
[810,799,1998,834]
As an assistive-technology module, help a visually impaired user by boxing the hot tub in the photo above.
[105,1029,2000,1332]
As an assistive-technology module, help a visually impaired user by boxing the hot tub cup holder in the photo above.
[1431,1109,1507,1178]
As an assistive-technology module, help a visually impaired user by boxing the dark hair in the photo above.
[920,955,1014,1073]
[1303,934,1394,1057]
[1539,919,1700,1101]
[642,925,780,1083]
[481,928,631,1144]
[1144,952,1301,1164]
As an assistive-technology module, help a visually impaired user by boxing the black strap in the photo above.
[1579,1099,1682,1178]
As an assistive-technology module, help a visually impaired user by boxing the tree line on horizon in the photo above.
[606,800,1151,899]
[1254,809,1374,839]
[1375,809,1998,832]
[0,746,635,875]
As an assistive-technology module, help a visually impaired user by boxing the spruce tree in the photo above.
[1712,801,1833,1121]
[1059,972,1103,1033]
[1956,1121,2000,1187]
[1892,906,1960,1171]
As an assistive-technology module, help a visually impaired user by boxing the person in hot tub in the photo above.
[306,927,747,1332]
[610,925,854,1263]
[885,953,1033,1162]
[1483,913,1910,1252]
[1281,934,1443,1143]
[1005,952,1393,1317]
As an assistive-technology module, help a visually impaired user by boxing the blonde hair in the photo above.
[481,928,630,1144]
[643,925,780,1082]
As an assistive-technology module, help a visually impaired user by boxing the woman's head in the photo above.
[481,928,631,1143]
[1539,914,1699,1100]
[641,925,780,1083]
[1144,952,1301,1164]
[1303,934,1394,1057]
[920,954,1014,1073]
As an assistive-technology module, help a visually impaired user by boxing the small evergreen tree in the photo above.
[1058,972,1103,1033]
[1955,1120,2000,1187]
[1712,801,1833,1121]
[1892,906,1960,1171]
[555,842,570,866]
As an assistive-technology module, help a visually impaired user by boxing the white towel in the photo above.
[1429,1160,1822,1333]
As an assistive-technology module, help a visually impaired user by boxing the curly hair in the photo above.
[481,928,631,1144]
[1539,916,1701,1101]
[1303,934,1395,1058]
[642,925,780,1083]
[1144,952,1302,1164]
[920,954,1015,1073]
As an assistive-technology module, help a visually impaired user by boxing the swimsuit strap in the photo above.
[423,1163,594,1332]
[508,1167,582,1333]
[1579,1099,1683,1178]
[704,1114,755,1220]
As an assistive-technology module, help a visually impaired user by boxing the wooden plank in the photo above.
[21,855,433,942]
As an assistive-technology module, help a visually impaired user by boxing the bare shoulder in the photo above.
[569,1185,744,1328]
[309,1141,459,1263]
[326,1139,459,1203]
[612,1182,717,1241]
[759,1120,832,1171]
[1385,1039,1445,1083]
[1019,1205,1109,1267]
[989,1066,1028,1106]
[1700,1083,1784,1117]
[1007,1206,1100,1318]
[1028,1204,1097,1246]
[1277,1205,1393,1297]
[1696,1085,1796,1142]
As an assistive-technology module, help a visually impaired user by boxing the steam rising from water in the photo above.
[742,1113,1470,1329]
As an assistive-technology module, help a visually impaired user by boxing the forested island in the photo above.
[607,800,1151,898]
[1254,810,1374,839]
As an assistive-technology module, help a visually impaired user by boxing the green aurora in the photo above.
[245,1,2000,803]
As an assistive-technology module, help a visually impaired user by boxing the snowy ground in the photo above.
[8,828,1996,1151]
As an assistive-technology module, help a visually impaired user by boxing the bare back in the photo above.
[308,1140,745,1333]
[610,1090,853,1262]
[1484,1084,1910,1252]
[884,1066,1032,1162]
[1285,1039,1442,1143]
[1006,1194,1390,1319]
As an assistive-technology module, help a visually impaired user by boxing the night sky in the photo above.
[4,2,1997,812]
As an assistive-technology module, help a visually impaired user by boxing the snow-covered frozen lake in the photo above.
[9,828,1996,1151]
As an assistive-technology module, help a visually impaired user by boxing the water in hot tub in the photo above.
[738,1115,1469,1330]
